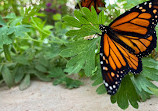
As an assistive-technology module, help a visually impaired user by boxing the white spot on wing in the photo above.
[144,2,147,5]
[100,53,103,56]
[103,80,109,87]
[113,85,116,88]
[109,86,113,90]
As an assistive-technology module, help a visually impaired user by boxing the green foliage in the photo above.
[0,1,82,91]
[48,67,83,88]
[60,38,99,76]
[62,1,158,109]
[111,75,139,109]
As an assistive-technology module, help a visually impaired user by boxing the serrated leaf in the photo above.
[82,7,98,24]
[133,75,158,94]
[99,11,107,24]
[62,15,81,28]
[60,38,99,76]
[142,67,158,81]
[74,10,89,24]
[142,57,158,69]
[149,87,158,97]
[0,26,12,48]
[111,75,139,110]
[131,75,151,102]
[14,25,31,37]
[19,74,30,90]
[64,8,100,38]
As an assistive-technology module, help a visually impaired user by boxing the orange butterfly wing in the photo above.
[100,0,158,95]
[100,33,142,95]
[109,0,158,57]
[75,0,105,14]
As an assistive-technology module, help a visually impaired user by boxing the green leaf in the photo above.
[149,87,158,97]
[14,66,25,84]
[53,77,66,85]
[5,13,16,19]
[3,44,11,61]
[62,15,81,28]
[92,76,103,86]
[48,67,65,78]
[111,75,139,109]
[19,74,30,91]
[96,84,107,94]
[53,13,62,21]
[65,77,83,88]
[10,17,23,26]
[99,11,107,25]
[38,56,49,67]
[142,57,158,70]
[22,5,41,23]
[1,65,14,88]
[35,64,47,73]
[138,90,150,102]
[33,72,51,82]
[142,67,158,81]
[133,74,158,94]
[0,26,12,48]
[60,38,99,76]
[64,8,100,38]
[14,25,31,37]
[82,7,98,25]
[0,16,6,26]
[14,55,29,65]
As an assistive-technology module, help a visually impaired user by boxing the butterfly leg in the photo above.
[84,33,101,40]
[96,33,102,36]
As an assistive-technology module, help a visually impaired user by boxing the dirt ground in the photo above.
[0,79,158,111]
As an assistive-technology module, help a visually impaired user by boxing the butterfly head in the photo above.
[99,24,108,33]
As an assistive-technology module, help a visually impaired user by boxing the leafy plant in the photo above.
[0,1,82,90]
[62,0,158,109]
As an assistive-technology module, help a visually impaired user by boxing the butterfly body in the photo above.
[99,0,158,95]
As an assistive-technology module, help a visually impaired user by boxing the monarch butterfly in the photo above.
[99,0,158,95]
[75,0,105,14]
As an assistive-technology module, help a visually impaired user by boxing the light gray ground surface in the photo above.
[0,79,158,111]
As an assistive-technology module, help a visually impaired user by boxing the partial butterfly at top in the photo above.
[99,0,158,95]
[75,0,105,14]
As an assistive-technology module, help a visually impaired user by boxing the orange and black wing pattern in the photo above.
[109,0,158,58]
[99,0,158,95]
[75,0,105,14]
[100,33,142,95]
